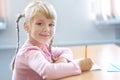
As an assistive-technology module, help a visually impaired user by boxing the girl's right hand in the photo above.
[78,58,93,72]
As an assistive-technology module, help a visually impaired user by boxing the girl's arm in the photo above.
[52,47,93,71]
[52,47,73,63]
[26,49,81,80]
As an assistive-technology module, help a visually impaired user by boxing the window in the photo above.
[90,0,120,24]
[0,0,6,30]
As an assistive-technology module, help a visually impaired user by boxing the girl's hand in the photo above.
[78,58,93,72]
[53,57,68,63]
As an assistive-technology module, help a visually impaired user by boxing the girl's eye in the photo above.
[49,23,55,27]
[36,23,42,26]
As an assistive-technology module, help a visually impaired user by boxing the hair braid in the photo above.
[11,14,24,71]
[16,14,24,53]
[49,38,53,51]
[49,38,55,62]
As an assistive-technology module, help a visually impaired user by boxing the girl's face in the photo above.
[24,13,56,45]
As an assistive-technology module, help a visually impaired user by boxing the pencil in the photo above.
[85,45,87,58]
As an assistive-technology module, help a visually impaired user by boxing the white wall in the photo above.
[0,0,117,48]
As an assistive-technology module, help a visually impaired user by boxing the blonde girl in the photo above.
[11,0,93,80]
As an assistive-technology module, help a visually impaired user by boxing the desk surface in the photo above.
[60,71,120,80]
[60,44,120,80]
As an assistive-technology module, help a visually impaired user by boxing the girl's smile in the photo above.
[40,34,50,38]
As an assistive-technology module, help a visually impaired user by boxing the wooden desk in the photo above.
[60,44,120,80]
[60,71,120,80]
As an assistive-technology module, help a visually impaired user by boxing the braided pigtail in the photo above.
[49,38,53,52]
[11,14,24,71]
[49,38,56,62]
[16,14,24,53]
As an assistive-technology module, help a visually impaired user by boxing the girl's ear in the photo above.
[23,22,29,32]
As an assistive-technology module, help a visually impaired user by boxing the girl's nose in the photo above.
[43,26,50,32]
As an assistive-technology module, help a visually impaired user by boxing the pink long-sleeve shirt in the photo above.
[12,40,81,80]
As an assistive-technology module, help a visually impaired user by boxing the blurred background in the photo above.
[0,0,120,79]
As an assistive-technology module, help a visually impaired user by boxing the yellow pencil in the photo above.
[85,45,87,58]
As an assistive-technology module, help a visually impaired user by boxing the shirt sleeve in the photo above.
[26,49,81,80]
[52,47,73,61]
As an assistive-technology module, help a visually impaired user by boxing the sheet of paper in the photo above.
[91,64,101,71]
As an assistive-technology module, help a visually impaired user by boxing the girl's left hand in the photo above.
[53,57,68,63]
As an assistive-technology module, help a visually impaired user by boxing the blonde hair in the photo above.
[25,0,57,22]
[11,0,57,71]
